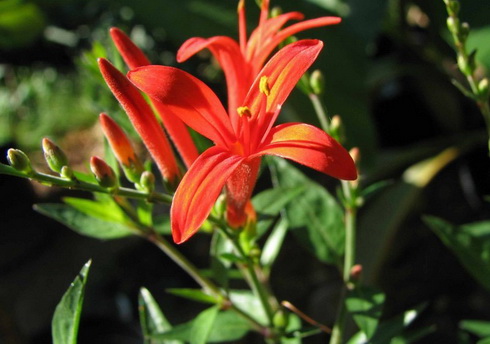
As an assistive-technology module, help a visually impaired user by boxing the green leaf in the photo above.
[252,186,305,216]
[35,203,136,239]
[63,197,129,224]
[345,287,385,339]
[268,158,345,266]
[229,290,268,325]
[52,260,91,344]
[424,216,490,291]
[460,320,490,338]
[261,218,289,269]
[190,306,219,344]
[139,287,182,344]
[152,310,251,343]
[166,289,219,305]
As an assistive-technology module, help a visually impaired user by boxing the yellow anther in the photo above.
[237,106,252,117]
[259,76,271,96]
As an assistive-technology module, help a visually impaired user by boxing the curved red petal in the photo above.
[252,16,341,69]
[171,146,244,244]
[98,58,180,182]
[256,123,357,180]
[178,36,253,124]
[128,65,236,147]
[110,27,151,69]
[244,40,323,142]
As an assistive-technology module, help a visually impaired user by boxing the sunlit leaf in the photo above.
[52,260,91,344]
[35,203,136,239]
[346,287,385,339]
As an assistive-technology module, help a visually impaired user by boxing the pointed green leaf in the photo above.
[345,287,385,339]
[139,287,182,344]
[424,216,490,291]
[63,197,129,224]
[35,203,136,239]
[52,260,91,344]
[460,320,490,338]
[268,158,345,266]
[190,306,219,344]
[261,218,289,268]
[151,310,251,343]
[166,289,219,305]
[252,186,305,216]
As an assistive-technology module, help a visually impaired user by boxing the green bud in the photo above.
[139,171,155,193]
[310,70,325,95]
[478,78,489,99]
[270,6,282,18]
[272,310,288,330]
[446,16,460,35]
[7,149,33,174]
[446,0,460,16]
[457,54,473,76]
[42,138,68,174]
[90,156,118,188]
[60,166,74,180]
[458,22,470,42]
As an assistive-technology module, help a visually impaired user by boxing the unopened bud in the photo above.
[457,54,473,76]
[90,156,118,188]
[479,78,489,98]
[272,309,288,330]
[139,171,155,193]
[329,115,344,142]
[7,149,33,174]
[446,16,460,35]
[349,147,361,166]
[42,138,68,174]
[99,113,143,183]
[445,0,460,16]
[270,6,282,18]
[459,22,470,42]
[310,70,325,95]
[350,264,362,281]
[60,166,74,180]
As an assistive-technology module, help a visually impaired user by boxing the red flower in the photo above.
[128,39,357,244]
[177,0,341,115]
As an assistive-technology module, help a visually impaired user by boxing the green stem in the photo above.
[0,163,172,203]
[309,93,330,132]
[216,224,276,326]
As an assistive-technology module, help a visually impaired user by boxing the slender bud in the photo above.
[272,309,288,330]
[459,22,470,42]
[457,54,472,76]
[99,113,143,183]
[329,115,344,142]
[310,70,325,95]
[7,149,33,174]
[350,264,363,281]
[139,170,155,193]
[90,156,118,188]
[42,138,68,174]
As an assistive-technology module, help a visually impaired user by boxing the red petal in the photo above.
[171,146,244,244]
[244,40,323,141]
[128,65,236,147]
[178,36,253,123]
[98,58,180,182]
[252,16,341,69]
[256,123,357,180]
[110,27,151,69]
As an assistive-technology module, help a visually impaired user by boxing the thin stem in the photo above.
[216,223,276,325]
[0,163,172,203]
[309,93,330,133]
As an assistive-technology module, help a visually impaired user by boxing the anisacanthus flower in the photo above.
[128,39,357,244]
[177,0,341,115]
[109,27,199,168]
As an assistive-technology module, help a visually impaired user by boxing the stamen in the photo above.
[237,106,252,117]
[259,75,271,96]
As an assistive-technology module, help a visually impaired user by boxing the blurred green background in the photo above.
[1,0,490,343]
